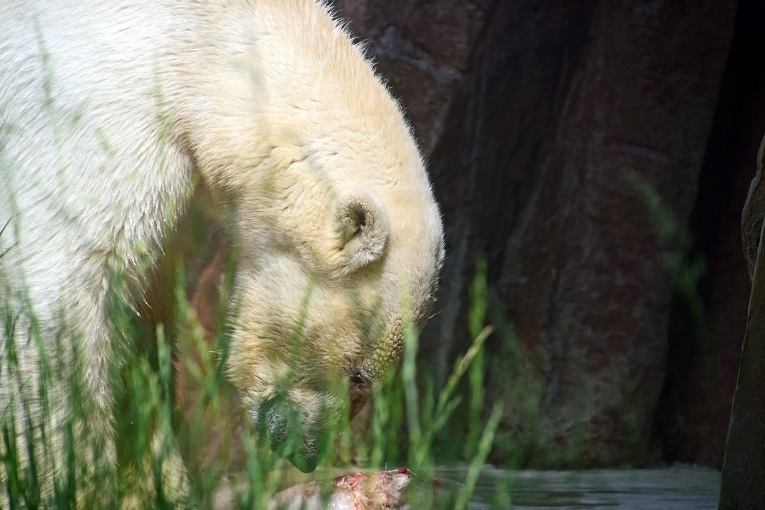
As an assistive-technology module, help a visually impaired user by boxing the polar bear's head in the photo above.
[227,173,442,470]
[175,1,444,472]
[225,125,444,471]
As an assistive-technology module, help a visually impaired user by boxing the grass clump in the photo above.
[0,225,508,509]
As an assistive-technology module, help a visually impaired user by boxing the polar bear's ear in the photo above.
[335,192,390,275]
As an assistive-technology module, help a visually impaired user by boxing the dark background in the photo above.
[326,0,765,469]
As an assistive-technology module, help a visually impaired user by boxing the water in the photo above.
[434,465,721,510]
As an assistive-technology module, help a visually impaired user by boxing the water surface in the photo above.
[435,465,721,510]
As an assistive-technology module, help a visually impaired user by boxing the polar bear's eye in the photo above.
[349,372,366,388]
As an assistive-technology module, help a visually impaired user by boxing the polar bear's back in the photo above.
[0,0,193,316]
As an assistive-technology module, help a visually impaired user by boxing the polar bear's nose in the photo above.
[287,437,321,473]
[255,396,327,473]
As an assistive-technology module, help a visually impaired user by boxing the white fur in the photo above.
[0,0,444,496]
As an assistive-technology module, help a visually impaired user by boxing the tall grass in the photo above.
[0,218,507,509]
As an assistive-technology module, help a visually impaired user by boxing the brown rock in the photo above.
[657,0,765,467]
[719,132,765,508]
[336,0,737,466]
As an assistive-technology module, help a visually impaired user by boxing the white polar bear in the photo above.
[0,0,444,502]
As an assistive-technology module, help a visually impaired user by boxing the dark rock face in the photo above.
[659,0,765,468]
[719,132,765,508]
[331,0,741,466]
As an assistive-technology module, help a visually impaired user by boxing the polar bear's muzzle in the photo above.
[251,393,329,473]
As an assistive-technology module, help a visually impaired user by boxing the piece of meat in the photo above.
[268,468,412,510]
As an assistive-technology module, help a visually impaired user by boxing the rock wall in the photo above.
[331,0,744,467]
[658,0,765,467]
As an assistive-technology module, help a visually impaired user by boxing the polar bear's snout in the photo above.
[251,391,332,473]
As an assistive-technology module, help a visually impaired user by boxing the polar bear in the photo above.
[0,0,444,502]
